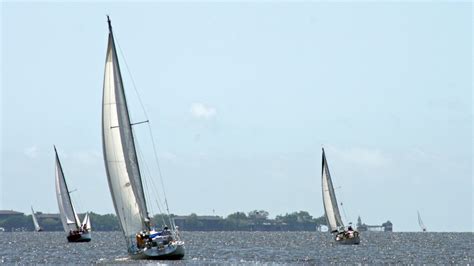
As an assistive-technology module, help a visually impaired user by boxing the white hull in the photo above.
[131,241,185,260]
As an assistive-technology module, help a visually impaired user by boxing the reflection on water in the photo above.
[0,231,472,264]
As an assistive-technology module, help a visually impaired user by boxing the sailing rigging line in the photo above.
[134,136,168,227]
[340,202,349,225]
[70,189,86,225]
[134,140,154,213]
[114,33,175,229]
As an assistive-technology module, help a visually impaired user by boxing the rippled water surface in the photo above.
[0,231,472,264]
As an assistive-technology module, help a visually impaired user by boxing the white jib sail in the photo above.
[321,148,344,232]
[102,18,148,246]
[31,207,41,232]
[55,147,81,233]
[82,213,91,231]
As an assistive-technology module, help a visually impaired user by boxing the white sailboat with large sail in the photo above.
[321,148,360,245]
[417,211,427,232]
[31,206,43,232]
[101,16,184,259]
[54,146,91,242]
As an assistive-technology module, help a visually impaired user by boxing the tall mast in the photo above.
[107,15,112,32]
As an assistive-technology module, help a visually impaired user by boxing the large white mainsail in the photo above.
[54,147,81,233]
[31,206,42,232]
[102,16,150,249]
[321,148,344,233]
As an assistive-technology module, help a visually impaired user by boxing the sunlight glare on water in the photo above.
[0,231,472,264]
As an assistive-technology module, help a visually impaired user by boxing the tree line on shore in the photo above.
[0,210,326,232]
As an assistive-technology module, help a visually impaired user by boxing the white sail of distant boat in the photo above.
[417,211,427,232]
[31,206,42,232]
[101,16,184,259]
[321,148,360,244]
[54,146,91,242]
[322,148,344,233]
[82,213,91,231]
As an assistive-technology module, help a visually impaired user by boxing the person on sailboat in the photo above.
[144,218,151,228]
[162,226,170,235]
[136,233,145,249]
[345,227,354,238]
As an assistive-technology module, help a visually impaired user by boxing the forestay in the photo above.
[321,148,344,232]
[102,17,149,246]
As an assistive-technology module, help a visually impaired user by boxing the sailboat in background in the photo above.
[54,146,91,242]
[101,16,184,259]
[321,148,360,245]
[82,213,91,232]
[417,211,427,232]
[31,206,43,232]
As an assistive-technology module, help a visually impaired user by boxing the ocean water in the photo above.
[0,231,472,264]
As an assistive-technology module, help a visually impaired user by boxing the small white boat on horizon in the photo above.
[418,211,427,232]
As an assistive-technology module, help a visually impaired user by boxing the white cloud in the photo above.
[190,103,216,119]
[71,150,101,164]
[406,147,441,162]
[24,145,39,159]
[327,145,391,168]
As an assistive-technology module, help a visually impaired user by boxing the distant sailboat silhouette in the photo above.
[321,148,360,244]
[101,16,184,259]
[54,146,91,242]
[417,211,427,232]
[31,206,42,232]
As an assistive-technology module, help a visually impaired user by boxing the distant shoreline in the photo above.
[0,210,393,232]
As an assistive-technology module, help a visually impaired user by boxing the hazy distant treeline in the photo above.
[0,211,326,232]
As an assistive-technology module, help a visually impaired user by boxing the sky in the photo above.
[1,1,472,232]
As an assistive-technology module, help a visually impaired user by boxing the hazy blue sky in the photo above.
[1,1,472,232]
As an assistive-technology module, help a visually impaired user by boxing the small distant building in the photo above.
[0,210,24,220]
[382,220,393,232]
[356,216,393,232]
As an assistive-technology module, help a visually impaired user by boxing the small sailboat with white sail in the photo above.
[31,206,43,232]
[321,148,360,245]
[82,213,91,232]
[54,146,91,242]
[101,16,184,259]
[417,211,427,232]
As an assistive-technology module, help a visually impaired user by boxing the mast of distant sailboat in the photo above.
[417,211,427,232]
